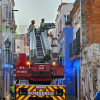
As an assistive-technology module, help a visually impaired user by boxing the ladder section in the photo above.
[35,32,44,60]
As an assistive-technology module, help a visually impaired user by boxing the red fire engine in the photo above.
[15,24,65,100]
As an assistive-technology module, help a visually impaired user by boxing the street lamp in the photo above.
[4,38,11,64]
[5,38,11,48]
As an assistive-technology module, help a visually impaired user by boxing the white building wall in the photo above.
[2,0,15,55]
[56,3,73,40]
[81,44,100,100]
[73,8,81,40]
[15,39,24,53]
[97,68,100,91]
[61,4,74,29]
[1,0,15,99]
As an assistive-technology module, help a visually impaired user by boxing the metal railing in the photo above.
[28,29,37,61]
[69,28,80,58]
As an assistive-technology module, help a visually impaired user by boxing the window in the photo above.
[17,44,20,48]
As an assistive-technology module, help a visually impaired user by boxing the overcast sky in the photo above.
[14,0,75,34]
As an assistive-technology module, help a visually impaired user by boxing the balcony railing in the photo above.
[69,28,80,59]
[65,15,72,26]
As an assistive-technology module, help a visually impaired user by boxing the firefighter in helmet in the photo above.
[29,20,36,30]
[40,18,46,32]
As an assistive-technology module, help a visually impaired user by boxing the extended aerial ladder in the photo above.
[27,24,54,64]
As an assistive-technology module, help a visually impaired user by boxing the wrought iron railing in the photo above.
[69,28,80,58]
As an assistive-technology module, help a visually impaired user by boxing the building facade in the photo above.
[80,0,100,99]
[15,34,29,55]
[0,0,17,99]
[55,3,73,41]
[70,1,81,100]
[55,3,73,85]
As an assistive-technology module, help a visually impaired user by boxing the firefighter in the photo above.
[59,48,62,65]
[10,84,15,100]
[40,18,46,32]
[29,20,36,30]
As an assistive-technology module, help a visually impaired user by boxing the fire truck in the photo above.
[15,23,66,100]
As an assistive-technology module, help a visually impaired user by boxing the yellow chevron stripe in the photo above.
[16,85,23,92]
[46,88,51,98]
[59,87,65,93]
[24,96,29,100]
[51,86,65,100]
[53,86,58,89]
[16,94,19,98]
[16,87,22,98]
[46,88,49,92]
[16,86,36,100]
[53,96,58,100]
[46,87,58,100]
[46,96,49,98]
[32,95,36,97]
[55,86,65,99]
[24,86,29,88]
[18,95,25,100]
[63,95,65,99]
[47,86,54,92]
[39,89,43,91]
[18,86,31,100]
[54,86,66,98]
[28,86,35,91]
[57,96,64,100]
[16,86,28,99]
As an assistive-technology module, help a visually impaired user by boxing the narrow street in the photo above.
[0,0,100,100]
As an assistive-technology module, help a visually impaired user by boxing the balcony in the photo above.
[10,24,17,33]
[65,15,72,26]
[69,28,80,59]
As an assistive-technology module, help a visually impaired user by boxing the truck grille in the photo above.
[32,71,51,75]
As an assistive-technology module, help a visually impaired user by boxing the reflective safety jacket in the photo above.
[29,24,35,29]
[40,23,46,28]
[10,86,15,93]
[59,51,62,59]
